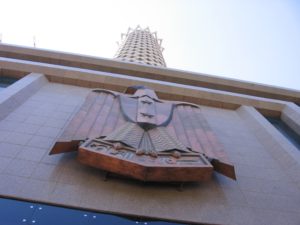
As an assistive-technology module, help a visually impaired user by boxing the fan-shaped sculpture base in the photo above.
[78,139,213,182]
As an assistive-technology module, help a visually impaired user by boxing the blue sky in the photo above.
[0,0,299,90]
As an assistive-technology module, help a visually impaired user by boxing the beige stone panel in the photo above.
[0,73,47,120]
[237,106,300,187]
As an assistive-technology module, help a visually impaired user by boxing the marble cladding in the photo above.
[0,73,47,120]
[0,79,299,224]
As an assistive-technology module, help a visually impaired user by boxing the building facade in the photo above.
[0,28,300,225]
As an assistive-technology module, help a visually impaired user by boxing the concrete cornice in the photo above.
[0,43,300,104]
[0,56,286,116]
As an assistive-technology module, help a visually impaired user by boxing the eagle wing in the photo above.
[50,89,127,154]
[166,102,236,179]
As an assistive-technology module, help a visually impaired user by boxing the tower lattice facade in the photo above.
[114,26,166,67]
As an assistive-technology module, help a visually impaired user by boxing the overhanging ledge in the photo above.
[0,56,286,115]
[1,43,300,104]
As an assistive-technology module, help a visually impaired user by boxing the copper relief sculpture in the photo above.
[50,86,236,182]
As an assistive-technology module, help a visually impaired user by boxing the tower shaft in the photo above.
[115,26,166,67]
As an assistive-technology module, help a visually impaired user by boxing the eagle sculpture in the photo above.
[50,86,236,182]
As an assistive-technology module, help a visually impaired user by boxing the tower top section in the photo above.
[114,26,166,67]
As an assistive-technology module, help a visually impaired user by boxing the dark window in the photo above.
[0,76,18,90]
[266,117,300,150]
[0,198,186,225]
